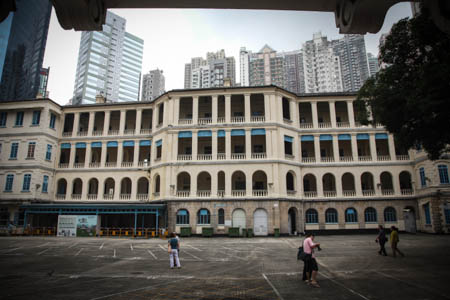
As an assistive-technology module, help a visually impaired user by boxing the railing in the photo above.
[138,161,150,167]
[231,153,246,159]
[232,190,246,197]
[285,154,295,160]
[92,130,103,136]
[299,122,313,128]
[321,156,334,162]
[178,118,192,125]
[377,155,391,161]
[251,116,265,122]
[124,129,135,135]
[108,129,119,135]
[231,116,245,123]
[73,163,85,168]
[287,190,296,196]
[89,162,100,168]
[198,154,212,160]
[137,193,148,200]
[302,157,316,163]
[178,154,192,161]
[396,155,410,161]
[121,161,133,167]
[251,153,266,159]
[343,190,356,197]
[105,162,117,167]
[120,193,131,200]
[140,128,152,134]
[337,122,350,128]
[340,156,353,162]
[319,122,331,128]
[58,163,69,168]
[77,131,88,136]
[253,190,267,197]
[56,194,66,200]
[217,190,225,197]
[62,132,72,137]
[217,117,225,123]
[304,191,317,198]
[401,189,414,195]
[103,194,114,200]
[358,156,372,161]
[217,153,226,160]
[176,191,190,197]
[198,118,212,125]
[375,123,384,128]
[324,191,337,197]
[381,189,394,195]
[71,194,82,200]
[197,190,211,197]
[87,194,97,200]
[362,189,375,196]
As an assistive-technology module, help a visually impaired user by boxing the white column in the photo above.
[163,101,169,128]
[88,112,95,136]
[173,97,180,125]
[225,95,231,123]
[291,101,299,127]
[136,109,142,135]
[41,107,50,129]
[246,170,252,197]
[152,106,158,131]
[172,134,178,161]
[332,134,339,162]
[351,133,358,161]
[369,133,377,161]
[245,130,251,159]
[329,101,337,128]
[347,100,355,127]
[133,141,139,167]
[68,143,75,167]
[316,172,324,198]
[119,110,126,135]
[392,171,400,195]
[266,130,273,158]
[225,130,231,160]
[100,142,107,167]
[211,171,218,196]
[264,94,271,122]
[297,135,302,159]
[388,134,396,160]
[191,172,197,197]
[192,131,198,160]
[85,143,92,166]
[293,136,299,160]
[212,130,218,160]
[311,102,318,128]
[72,113,80,135]
[335,174,343,197]
[244,94,251,122]
[117,141,123,166]
[212,95,218,124]
[103,111,110,136]
[192,96,199,125]
[278,96,284,121]
[314,135,321,162]
[355,171,363,196]
[225,171,232,197]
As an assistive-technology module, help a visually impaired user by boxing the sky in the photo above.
[43,3,412,105]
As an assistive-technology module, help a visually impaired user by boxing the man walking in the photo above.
[376,225,388,256]
[390,226,405,257]
[168,232,181,268]
[303,233,321,288]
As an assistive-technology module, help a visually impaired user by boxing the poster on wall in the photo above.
[57,215,77,237]
[76,215,98,237]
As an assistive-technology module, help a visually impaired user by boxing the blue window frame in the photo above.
[384,207,397,222]
[5,174,14,192]
[305,209,318,224]
[45,144,52,161]
[364,207,377,223]
[438,165,449,184]
[176,209,189,225]
[42,176,49,193]
[325,208,338,224]
[10,142,18,159]
[345,208,358,223]
[445,209,450,224]
[49,113,56,129]
[420,168,426,187]
[22,174,31,191]
[0,112,7,126]
[32,111,41,125]
[197,209,210,224]
[15,112,24,126]
[424,203,431,225]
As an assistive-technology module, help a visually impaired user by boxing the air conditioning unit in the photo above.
[109,188,114,195]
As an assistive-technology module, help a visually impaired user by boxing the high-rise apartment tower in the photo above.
[141,69,165,101]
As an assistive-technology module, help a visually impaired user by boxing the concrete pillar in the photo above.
[266,130,273,158]
[351,133,358,161]
[291,101,299,127]
[212,130,218,160]
[100,142,107,167]
[244,94,251,122]
[191,171,197,196]
[85,142,92,165]
[316,172,324,198]
[355,171,363,196]
[119,110,126,135]
[136,109,142,134]
[192,131,198,160]
[264,94,271,122]
[171,134,178,162]
[332,134,339,162]
[133,141,139,167]
[335,173,343,197]
[117,141,123,165]
[41,107,50,130]
[211,171,218,196]
[225,171,232,197]
[369,133,377,161]
[278,96,284,121]
[347,100,355,127]
[68,143,75,167]
[72,113,80,135]
[88,112,95,136]
[225,130,231,160]
[245,129,252,159]
[293,136,299,160]
[314,134,321,162]
[103,111,110,136]
[193,96,199,125]
[246,170,252,197]
[212,95,218,124]
[225,95,231,123]
[329,101,337,128]
[311,102,318,128]
[173,97,180,125]
[163,101,169,128]
[152,106,158,131]
[388,134,396,160]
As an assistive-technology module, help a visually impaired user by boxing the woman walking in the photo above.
[168,232,181,269]
[390,226,405,258]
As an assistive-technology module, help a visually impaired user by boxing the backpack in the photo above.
[297,246,307,261]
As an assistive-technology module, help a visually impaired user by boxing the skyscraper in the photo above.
[239,47,251,87]
[72,11,144,105]
[367,53,379,77]
[0,0,52,101]
[279,50,304,94]
[141,69,165,101]
[249,45,285,89]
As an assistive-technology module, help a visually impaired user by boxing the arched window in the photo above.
[305,209,318,224]
[364,207,377,223]
[197,209,210,225]
[176,209,189,225]
[384,207,397,222]
[325,208,338,224]
[345,208,358,223]
[218,208,225,225]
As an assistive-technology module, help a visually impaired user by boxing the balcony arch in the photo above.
[153,174,160,195]
[177,172,191,196]
[384,207,397,222]
[104,178,115,197]
[120,177,132,199]
[342,172,355,196]
[286,171,296,194]
[364,207,377,223]
[56,178,67,196]
[252,170,267,196]
[88,178,99,198]
[305,208,318,224]
[137,177,149,200]
[380,171,394,195]
[303,174,317,197]
[197,171,211,197]
[322,173,336,196]
[232,171,246,196]
[361,172,375,195]
[72,178,83,197]
[399,171,413,195]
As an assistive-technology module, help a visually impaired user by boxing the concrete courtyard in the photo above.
[0,234,449,300]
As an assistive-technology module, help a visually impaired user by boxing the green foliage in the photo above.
[356,8,450,160]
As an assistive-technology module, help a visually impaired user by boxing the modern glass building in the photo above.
[72,11,143,105]
[0,0,52,101]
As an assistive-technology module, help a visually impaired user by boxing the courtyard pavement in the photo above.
[0,234,449,300]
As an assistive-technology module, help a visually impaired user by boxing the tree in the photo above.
[355,8,450,160]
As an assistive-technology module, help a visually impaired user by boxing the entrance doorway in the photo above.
[232,209,246,235]
[288,207,297,235]
[403,207,417,233]
[253,208,268,236]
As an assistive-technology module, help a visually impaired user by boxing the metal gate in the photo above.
[253,209,268,236]
[232,209,246,235]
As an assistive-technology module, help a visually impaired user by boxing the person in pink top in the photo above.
[303,233,321,288]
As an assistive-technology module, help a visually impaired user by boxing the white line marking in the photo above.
[262,273,284,300]
[99,243,105,250]
[184,244,201,251]
[113,249,116,258]
[37,242,49,248]
[1,247,21,253]
[37,248,50,256]
[68,242,78,248]
[320,272,371,300]
[130,244,134,251]
[158,244,167,251]
[182,249,202,261]
[147,249,157,260]
[75,248,84,256]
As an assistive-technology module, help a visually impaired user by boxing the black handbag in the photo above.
[297,246,307,261]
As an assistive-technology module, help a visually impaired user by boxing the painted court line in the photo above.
[130,244,134,251]
[99,242,105,250]
[68,242,79,249]
[262,273,285,300]
[182,249,202,261]
[37,248,50,256]
[158,244,167,251]
[37,242,49,248]
[320,272,371,300]
[75,248,84,256]
[184,244,202,251]
[113,249,117,258]
[1,247,21,254]
[147,249,157,260]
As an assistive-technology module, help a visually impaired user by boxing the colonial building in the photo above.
[0,86,449,235]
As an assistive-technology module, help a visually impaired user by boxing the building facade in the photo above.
[141,69,165,101]
[367,53,379,77]
[249,45,286,89]
[72,11,144,105]
[0,0,52,101]
[1,86,449,235]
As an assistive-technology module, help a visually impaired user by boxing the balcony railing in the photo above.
[231,116,245,123]
[197,190,211,197]
[124,129,135,135]
[299,122,313,128]
[73,163,85,168]
[92,130,103,136]
[176,191,190,197]
[251,116,265,122]
[103,194,114,200]
[137,193,148,200]
[377,155,391,161]
[251,152,266,159]
[381,189,394,195]
[77,131,88,136]
[217,116,225,123]
[87,194,97,200]
[253,190,267,197]
[179,119,192,125]
[178,154,192,161]
[401,189,414,195]
[319,122,331,128]
[285,154,295,160]
[343,190,356,197]
[337,122,350,128]
[56,194,66,200]
[304,191,317,198]
[231,153,246,159]
[105,162,117,167]
[217,153,226,160]
[362,189,375,196]
[120,193,131,200]
[217,190,225,197]
[358,156,372,161]
[198,154,212,160]
[71,194,82,200]
[108,129,119,135]
[121,161,133,167]
[232,190,246,197]
[340,156,353,162]
[138,161,150,167]
[287,190,296,196]
[302,157,316,163]
[58,163,69,168]
[321,156,334,162]
[199,118,212,125]
[62,132,72,137]
[396,155,410,161]
[140,128,152,134]
[324,191,337,197]
[89,162,100,168]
